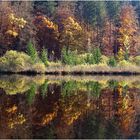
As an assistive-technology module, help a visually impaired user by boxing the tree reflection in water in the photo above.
[0,75,139,139]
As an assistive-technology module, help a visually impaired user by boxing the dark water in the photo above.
[0,75,140,139]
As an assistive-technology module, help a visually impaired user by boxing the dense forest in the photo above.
[0,1,140,73]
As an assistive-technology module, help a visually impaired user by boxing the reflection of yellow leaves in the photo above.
[118,86,123,96]
[6,105,17,113]
[32,76,46,85]
[60,93,92,126]
[66,112,81,125]
[8,114,26,129]
[119,81,128,87]
[42,112,57,125]
[0,77,30,95]
[87,102,91,107]
[123,96,129,109]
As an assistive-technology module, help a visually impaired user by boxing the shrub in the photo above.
[117,48,125,61]
[76,54,86,65]
[62,48,103,65]
[118,60,132,67]
[61,48,69,64]
[85,53,95,64]
[48,61,62,67]
[92,48,102,64]
[40,48,48,66]
[133,56,140,66]
[129,56,134,63]
[101,55,109,64]
[124,49,129,61]
[32,63,46,73]
[27,41,38,63]
[107,57,117,67]
[62,48,78,65]
[0,50,46,73]
[0,50,32,72]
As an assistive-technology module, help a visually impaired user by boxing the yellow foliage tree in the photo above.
[6,13,27,37]
[60,17,84,53]
[0,5,27,48]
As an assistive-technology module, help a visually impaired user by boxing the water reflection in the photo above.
[0,75,140,139]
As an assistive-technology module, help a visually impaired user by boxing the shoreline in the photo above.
[0,70,140,76]
[1,63,140,76]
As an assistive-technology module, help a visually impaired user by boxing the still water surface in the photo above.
[0,75,140,139]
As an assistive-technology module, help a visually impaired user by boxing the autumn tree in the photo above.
[56,1,76,32]
[105,1,121,56]
[34,15,60,60]
[102,20,116,56]
[59,17,84,54]
[10,1,37,51]
[57,1,90,54]
[0,1,36,55]
[0,4,26,54]
[117,4,140,60]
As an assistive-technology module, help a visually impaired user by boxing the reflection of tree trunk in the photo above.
[48,84,61,97]
[113,87,119,101]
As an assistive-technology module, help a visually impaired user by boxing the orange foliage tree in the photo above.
[102,19,116,56]
[34,14,60,60]
[117,5,140,59]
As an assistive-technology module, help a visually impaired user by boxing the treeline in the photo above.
[0,1,140,61]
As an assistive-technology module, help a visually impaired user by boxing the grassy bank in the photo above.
[0,50,140,75]
[45,64,140,75]
[1,64,140,75]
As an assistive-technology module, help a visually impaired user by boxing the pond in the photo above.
[0,75,140,139]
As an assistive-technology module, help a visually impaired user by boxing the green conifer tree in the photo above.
[40,48,48,66]
[27,41,38,63]
[92,48,102,64]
